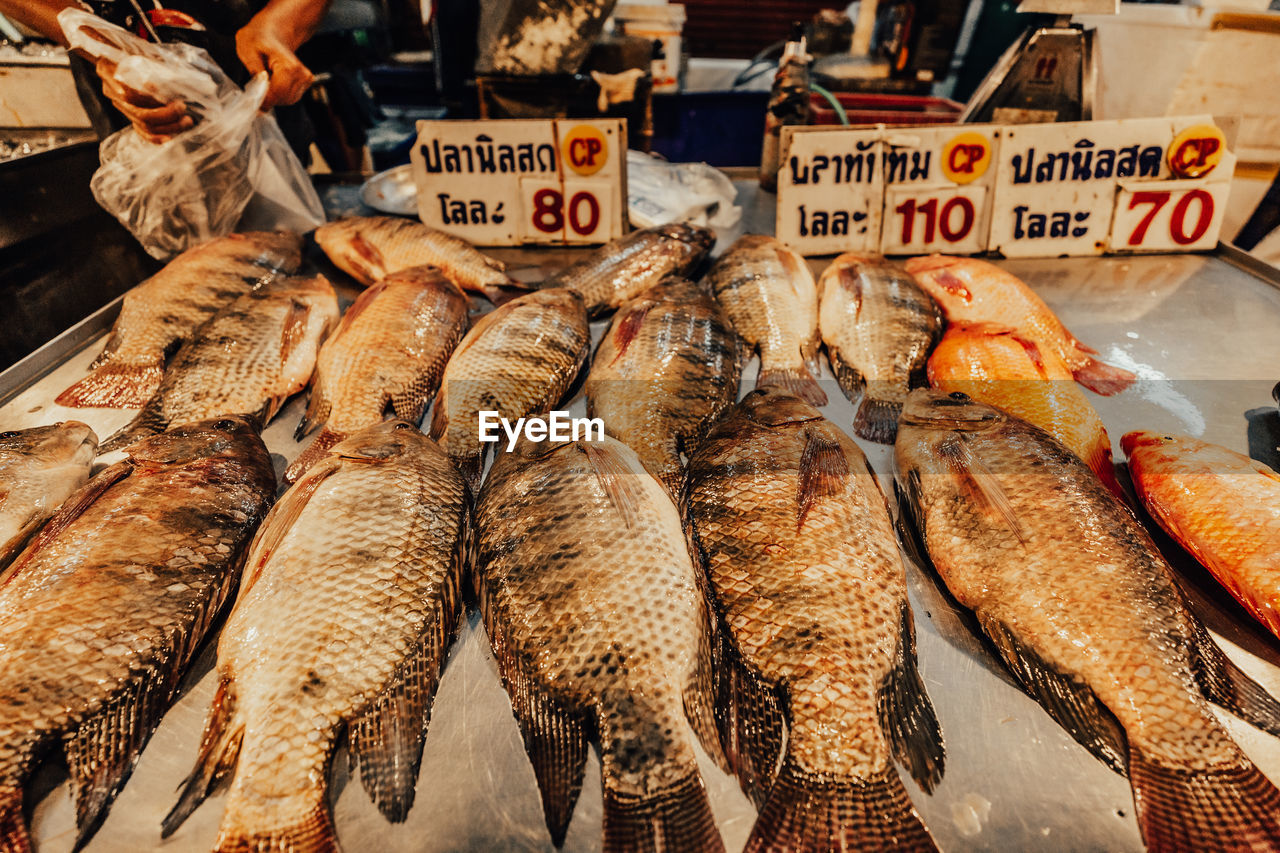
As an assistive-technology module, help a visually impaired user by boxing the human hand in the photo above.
[95,57,193,144]
[235,11,316,110]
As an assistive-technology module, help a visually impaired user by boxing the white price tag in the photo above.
[518,178,615,245]
[881,185,989,255]
[1108,180,1229,253]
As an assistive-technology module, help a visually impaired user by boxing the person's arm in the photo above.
[0,0,79,44]
[235,0,332,109]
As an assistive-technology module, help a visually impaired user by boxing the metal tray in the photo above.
[4,207,1280,852]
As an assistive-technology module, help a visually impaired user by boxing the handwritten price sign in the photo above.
[518,178,615,243]
[1110,180,1228,252]
[882,186,988,254]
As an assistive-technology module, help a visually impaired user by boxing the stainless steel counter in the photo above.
[3,190,1280,852]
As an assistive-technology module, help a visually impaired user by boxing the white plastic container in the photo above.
[614,2,686,93]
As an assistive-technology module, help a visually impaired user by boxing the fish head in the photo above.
[899,388,1006,434]
[1119,430,1180,458]
[0,422,98,468]
[738,387,825,427]
[126,415,265,465]
[329,420,434,462]
[236,230,304,273]
[658,223,715,259]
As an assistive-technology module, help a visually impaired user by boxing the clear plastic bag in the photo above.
[60,9,324,260]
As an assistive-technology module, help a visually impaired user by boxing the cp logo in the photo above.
[1168,124,1226,179]
[562,125,609,177]
[941,132,992,185]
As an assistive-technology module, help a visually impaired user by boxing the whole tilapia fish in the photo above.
[896,389,1280,851]
[688,388,943,852]
[162,421,467,851]
[0,416,275,853]
[707,234,827,406]
[540,223,714,317]
[0,422,97,570]
[1124,431,1280,639]
[314,216,521,303]
[101,276,339,453]
[585,276,741,493]
[429,288,589,486]
[904,255,1135,395]
[57,231,303,408]
[928,325,1122,497]
[287,266,470,482]
[474,435,725,852]
[818,253,942,443]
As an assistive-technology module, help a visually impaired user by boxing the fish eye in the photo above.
[213,419,239,430]
[947,392,970,402]
[1162,435,1173,441]
[0,430,18,439]
[393,422,414,431]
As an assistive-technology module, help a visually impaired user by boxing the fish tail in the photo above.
[212,800,338,853]
[1129,750,1280,852]
[757,365,828,407]
[453,450,485,492]
[1083,433,1126,501]
[0,786,31,853]
[854,397,904,445]
[285,429,348,483]
[744,760,937,853]
[55,359,163,409]
[1073,357,1136,396]
[163,680,242,838]
[97,408,165,454]
[602,773,723,853]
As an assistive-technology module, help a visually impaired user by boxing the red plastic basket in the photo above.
[809,92,962,127]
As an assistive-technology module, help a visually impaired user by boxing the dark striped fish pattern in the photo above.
[585,277,741,494]
[429,288,590,487]
[539,224,714,317]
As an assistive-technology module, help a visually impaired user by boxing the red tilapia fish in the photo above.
[314,216,522,304]
[287,265,470,481]
[0,416,276,853]
[162,421,467,851]
[57,231,303,408]
[897,389,1280,851]
[474,435,726,852]
[1124,431,1280,639]
[688,389,944,852]
[905,256,1135,395]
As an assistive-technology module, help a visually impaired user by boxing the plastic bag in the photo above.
[625,149,743,235]
[60,9,324,260]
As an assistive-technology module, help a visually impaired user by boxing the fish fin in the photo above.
[98,402,168,454]
[1129,750,1280,853]
[937,436,1026,545]
[55,358,163,409]
[349,630,451,822]
[717,645,787,807]
[163,679,242,837]
[294,383,332,441]
[1083,434,1126,501]
[744,761,936,853]
[797,431,848,530]
[854,398,904,445]
[337,279,388,333]
[453,450,485,493]
[757,366,827,407]
[1073,358,1136,396]
[427,389,448,440]
[827,349,865,402]
[979,615,1128,774]
[892,475,933,573]
[837,264,864,317]
[238,457,342,599]
[480,283,527,306]
[932,269,972,301]
[609,301,655,366]
[212,802,339,853]
[389,388,432,424]
[1187,616,1280,738]
[278,297,312,369]
[683,606,730,775]
[64,668,181,851]
[1066,330,1100,355]
[345,233,386,285]
[602,773,723,853]
[285,428,349,483]
[583,444,643,529]
[879,604,945,794]
[0,787,31,853]
[0,461,132,589]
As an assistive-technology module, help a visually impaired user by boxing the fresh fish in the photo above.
[474,435,726,852]
[314,216,521,304]
[818,253,942,443]
[585,276,741,493]
[707,234,827,406]
[896,389,1280,851]
[429,288,589,487]
[0,422,98,570]
[1124,431,1280,639]
[0,416,276,853]
[162,421,467,851]
[928,324,1122,497]
[100,276,339,453]
[904,255,1135,395]
[287,266,470,482]
[540,223,714,317]
[688,388,943,852]
[56,231,303,408]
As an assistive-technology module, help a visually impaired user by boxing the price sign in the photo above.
[1109,180,1229,253]
[411,118,626,246]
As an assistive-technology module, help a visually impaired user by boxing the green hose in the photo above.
[810,82,849,126]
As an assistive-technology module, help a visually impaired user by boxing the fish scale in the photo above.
[162,421,467,852]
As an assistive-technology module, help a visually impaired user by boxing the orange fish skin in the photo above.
[1123,431,1280,639]
[928,325,1122,497]
[905,255,1134,396]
